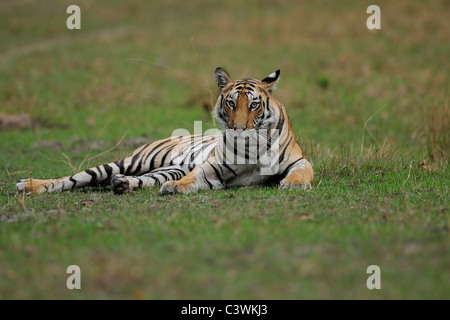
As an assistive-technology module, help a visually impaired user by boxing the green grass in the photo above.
[0,0,448,299]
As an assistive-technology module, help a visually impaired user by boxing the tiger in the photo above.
[16,67,314,196]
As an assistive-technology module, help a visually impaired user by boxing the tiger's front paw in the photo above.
[160,180,190,195]
[279,177,311,191]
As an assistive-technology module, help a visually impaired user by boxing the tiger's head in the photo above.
[213,67,281,133]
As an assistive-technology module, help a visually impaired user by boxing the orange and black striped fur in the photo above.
[16,68,314,195]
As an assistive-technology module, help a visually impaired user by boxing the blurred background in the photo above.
[0,0,448,163]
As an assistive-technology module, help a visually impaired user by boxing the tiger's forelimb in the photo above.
[279,158,314,190]
[160,159,229,195]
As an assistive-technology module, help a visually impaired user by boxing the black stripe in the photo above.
[171,171,180,180]
[95,166,103,179]
[279,136,293,163]
[259,106,266,121]
[177,171,184,180]
[137,178,143,188]
[166,171,176,181]
[219,94,226,121]
[126,156,136,175]
[217,162,224,176]
[257,134,260,161]
[200,168,213,189]
[188,152,196,170]
[157,167,185,177]
[207,161,224,185]
[159,171,172,181]
[280,157,304,178]
[276,108,285,132]
[142,138,173,166]
[173,168,186,175]
[233,137,238,164]
[171,170,183,180]
[103,164,113,177]
[154,175,165,185]
[132,162,142,176]
[149,145,169,172]
[114,160,125,174]
[161,145,175,166]
[131,148,150,175]
[85,169,98,186]
[69,176,77,190]
[266,129,272,150]
[222,163,237,176]
[245,137,249,163]
[180,148,195,166]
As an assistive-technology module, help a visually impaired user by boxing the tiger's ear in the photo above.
[261,70,280,94]
[215,67,233,91]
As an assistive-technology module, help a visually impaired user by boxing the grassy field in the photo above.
[0,0,448,299]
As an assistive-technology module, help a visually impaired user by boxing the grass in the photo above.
[0,0,448,299]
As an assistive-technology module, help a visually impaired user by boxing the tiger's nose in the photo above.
[234,126,247,134]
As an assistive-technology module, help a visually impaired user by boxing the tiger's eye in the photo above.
[227,100,235,108]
